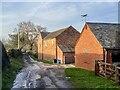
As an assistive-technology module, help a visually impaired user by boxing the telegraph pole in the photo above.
[18,29,20,49]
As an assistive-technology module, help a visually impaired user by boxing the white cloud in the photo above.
[1,2,118,39]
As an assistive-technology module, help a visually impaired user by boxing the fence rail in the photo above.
[95,60,120,85]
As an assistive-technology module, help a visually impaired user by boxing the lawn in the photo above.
[2,58,24,89]
[65,68,120,88]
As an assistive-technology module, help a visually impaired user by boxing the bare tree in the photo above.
[9,21,46,51]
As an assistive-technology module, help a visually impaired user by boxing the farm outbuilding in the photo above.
[104,48,120,64]
[38,32,50,60]
[38,26,80,64]
[75,22,120,70]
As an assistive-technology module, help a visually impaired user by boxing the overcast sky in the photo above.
[1,1,119,39]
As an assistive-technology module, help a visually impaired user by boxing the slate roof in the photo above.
[41,32,50,39]
[44,26,80,52]
[87,22,120,49]
[44,27,68,40]
[58,44,75,52]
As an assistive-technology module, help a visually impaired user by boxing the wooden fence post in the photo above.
[95,60,99,75]
[119,68,120,85]
[105,63,107,78]
[115,65,119,85]
[116,67,120,85]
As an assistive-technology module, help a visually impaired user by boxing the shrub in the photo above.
[2,58,24,88]
[8,49,23,58]
[26,50,38,58]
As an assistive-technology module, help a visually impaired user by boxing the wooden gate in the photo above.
[95,60,120,85]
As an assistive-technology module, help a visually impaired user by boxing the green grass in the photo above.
[26,52,59,65]
[2,58,24,89]
[65,68,120,88]
[38,59,53,64]
[29,54,53,64]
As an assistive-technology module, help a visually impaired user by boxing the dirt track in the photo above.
[11,55,74,89]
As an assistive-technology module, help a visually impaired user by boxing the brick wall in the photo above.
[41,26,80,63]
[56,26,80,64]
[38,34,43,59]
[43,38,56,61]
[75,24,103,70]
[57,45,63,64]
[57,47,75,64]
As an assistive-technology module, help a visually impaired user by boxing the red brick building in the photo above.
[75,22,120,70]
[38,32,50,59]
[38,26,80,64]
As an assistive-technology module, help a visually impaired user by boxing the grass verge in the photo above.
[38,59,53,64]
[2,57,24,89]
[29,54,53,64]
[65,68,120,88]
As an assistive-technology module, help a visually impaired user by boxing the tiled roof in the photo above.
[87,22,120,49]
[41,32,50,39]
[58,44,75,52]
[43,27,68,40]
[44,26,80,52]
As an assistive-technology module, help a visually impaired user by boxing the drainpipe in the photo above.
[56,40,57,60]
[64,56,66,64]
[18,29,20,49]
[104,48,107,63]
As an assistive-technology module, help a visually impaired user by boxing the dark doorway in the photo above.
[64,52,75,64]
[112,50,120,63]
[65,55,75,64]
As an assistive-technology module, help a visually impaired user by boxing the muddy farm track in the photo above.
[11,55,74,89]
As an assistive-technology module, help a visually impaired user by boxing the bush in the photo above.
[8,49,23,58]
[26,50,38,58]
[2,57,24,88]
